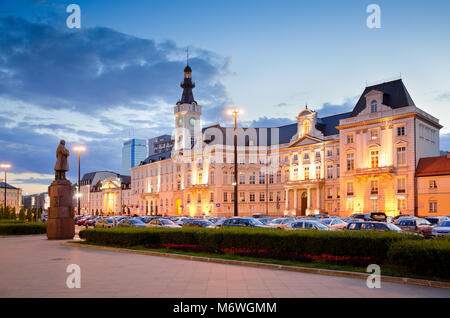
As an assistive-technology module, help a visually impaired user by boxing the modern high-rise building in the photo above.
[148,135,174,156]
[121,139,147,176]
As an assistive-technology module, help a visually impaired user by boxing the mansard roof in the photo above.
[350,79,415,117]
[141,150,172,165]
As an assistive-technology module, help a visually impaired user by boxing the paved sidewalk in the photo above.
[0,235,449,298]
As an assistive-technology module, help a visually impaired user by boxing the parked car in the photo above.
[221,217,271,228]
[172,217,191,226]
[266,217,296,229]
[285,220,332,231]
[76,216,92,226]
[431,220,450,237]
[146,219,181,228]
[349,213,372,221]
[85,216,101,227]
[423,216,450,225]
[370,212,387,222]
[319,218,348,230]
[252,213,267,219]
[183,219,216,228]
[396,218,434,237]
[392,214,415,224]
[346,221,402,232]
[117,218,146,228]
[258,217,277,225]
[95,218,114,228]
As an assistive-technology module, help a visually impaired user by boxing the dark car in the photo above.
[397,218,434,237]
[346,221,402,232]
[252,214,267,219]
[370,212,387,222]
[349,213,372,221]
[392,214,415,224]
[183,220,216,228]
[221,217,271,228]
[423,216,450,225]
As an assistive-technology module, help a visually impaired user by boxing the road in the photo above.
[0,235,449,298]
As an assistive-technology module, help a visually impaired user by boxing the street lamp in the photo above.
[73,146,86,216]
[227,108,242,217]
[0,164,11,210]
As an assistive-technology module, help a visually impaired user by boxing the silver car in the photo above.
[432,220,450,237]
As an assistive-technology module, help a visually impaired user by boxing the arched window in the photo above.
[371,100,378,113]
[302,120,311,136]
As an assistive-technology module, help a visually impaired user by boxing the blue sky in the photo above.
[1,0,450,193]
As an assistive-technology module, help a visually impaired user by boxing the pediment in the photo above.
[288,135,322,148]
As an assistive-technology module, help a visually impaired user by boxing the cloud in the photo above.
[437,93,450,101]
[0,17,232,192]
[316,97,357,117]
[247,117,294,128]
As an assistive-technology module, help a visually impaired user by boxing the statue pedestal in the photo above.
[47,179,75,240]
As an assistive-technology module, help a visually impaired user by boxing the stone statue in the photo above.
[54,140,69,180]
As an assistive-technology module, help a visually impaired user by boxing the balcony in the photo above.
[286,178,325,187]
[352,166,396,178]
[186,184,210,191]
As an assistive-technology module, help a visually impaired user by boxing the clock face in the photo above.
[189,117,196,126]
[177,118,183,127]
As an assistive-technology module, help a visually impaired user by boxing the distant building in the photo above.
[416,153,450,216]
[23,192,49,210]
[0,182,22,211]
[79,171,131,215]
[121,139,147,176]
[148,135,174,156]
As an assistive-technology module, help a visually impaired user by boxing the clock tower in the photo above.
[174,62,202,152]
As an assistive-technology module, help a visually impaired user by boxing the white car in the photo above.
[285,220,333,231]
[319,218,348,230]
[432,220,450,237]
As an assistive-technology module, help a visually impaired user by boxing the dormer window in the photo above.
[302,120,311,136]
[370,100,378,113]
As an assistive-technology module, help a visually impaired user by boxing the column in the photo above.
[307,188,311,209]
[316,187,320,211]
[285,189,289,210]
[294,189,298,210]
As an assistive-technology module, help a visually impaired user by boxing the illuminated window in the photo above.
[223,192,227,202]
[304,167,310,180]
[429,180,438,189]
[327,165,333,179]
[293,167,299,180]
[259,192,265,202]
[240,192,245,202]
[315,165,321,179]
[371,199,379,212]
[397,178,406,193]
[370,130,378,140]
[347,183,354,196]
[249,172,256,184]
[347,134,354,144]
[210,192,214,202]
[327,188,333,199]
[302,120,311,135]
[223,172,228,184]
[370,150,379,168]
[259,172,266,184]
[346,153,355,171]
[269,192,274,202]
[370,180,379,194]
[397,199,406,211]
[239,172,245,184]
[249,193,255,202]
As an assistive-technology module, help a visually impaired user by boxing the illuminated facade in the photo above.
[129,67,442,217]
[0,182,22,211]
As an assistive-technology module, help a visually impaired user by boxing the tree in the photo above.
[26,208,33,222]
[0,206,4,219]
[19,208,25,221]
[37,207,43,221]
[10,207,16,220]
[5,206,10,220]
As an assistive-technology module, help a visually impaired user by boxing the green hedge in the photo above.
[0,222,46,235]
[388,239,450,278]
[79,227,421,264]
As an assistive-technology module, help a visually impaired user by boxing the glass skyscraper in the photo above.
[121,139,147,176]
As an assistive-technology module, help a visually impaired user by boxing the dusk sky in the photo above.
[1,0,450,194]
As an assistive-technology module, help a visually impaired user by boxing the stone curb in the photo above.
[61,242,450,290]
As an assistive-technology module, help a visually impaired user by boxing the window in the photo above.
[259,192,265,202]
[210,172,214,184]
[304,167,310,180]
[223,172,228,184]
[269,192,274,202]
[397,198,406,211]
[347,134,354,144]
[327,165,333,179]
[327,202,333,212]
[316,151,321,159]
[210,192,214,202]
[397,147,406,166]
[397,178,406,194]
[223,192,228,202]
[197,193,201,203]
[429,200,437,213]
[370,180,379,195]
[327,188,333,199]
[327,149,333,157]
[370,100,378,113]
[302,120,311,135]
[397,126,405,136]
[346,153,355,171]
[371,199,379,212]
[429,180,438,189]
[231,192,235,202]
[337,187,340,198]
[293,167,298,180]
[249,172,256,184]
[370,130,378,140]
[315,165,321,179]
[293,154,298,161]
[249,193,255,202]
[276,170,281,183]
[259,172,265,184]
[239,192,245,202]
[347,183,354,196]
[239,172,245,184]
[336,164,340,178]
[269,173,274,184]
[304,153,310,160]
[370,150,379,168]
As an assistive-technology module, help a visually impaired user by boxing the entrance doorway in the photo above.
[300,192,307,216]
[175,199,182,215]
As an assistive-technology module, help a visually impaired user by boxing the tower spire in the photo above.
[179,56,195,104]
[186,48,189,66]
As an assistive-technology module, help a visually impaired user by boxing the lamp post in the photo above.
[227,108,241,217]
[0,164,11,210]
[73,146,86,216]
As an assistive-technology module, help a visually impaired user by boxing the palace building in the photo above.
[128,65,442,217]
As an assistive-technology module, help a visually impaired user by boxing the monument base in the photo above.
[47,179,75,240]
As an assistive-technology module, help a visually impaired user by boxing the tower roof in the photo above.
[179,63,196,104]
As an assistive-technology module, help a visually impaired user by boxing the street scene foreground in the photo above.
[0,235,448,298]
